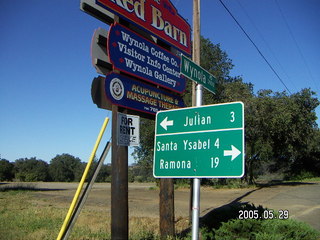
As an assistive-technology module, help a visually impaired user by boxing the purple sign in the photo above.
[105,72,185,115]
[108,23,186,94]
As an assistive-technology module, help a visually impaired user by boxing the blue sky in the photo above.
[0,0,319,164]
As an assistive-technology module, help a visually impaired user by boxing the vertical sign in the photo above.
[117,112,140,146]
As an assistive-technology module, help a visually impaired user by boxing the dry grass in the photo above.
[2,181,319,239]
[0,186,188,240]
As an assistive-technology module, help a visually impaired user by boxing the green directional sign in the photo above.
[153,102,244,178]
[180,55,216,93]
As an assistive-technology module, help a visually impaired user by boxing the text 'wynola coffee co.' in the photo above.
[96,0,191,55]
[108,23,186,93]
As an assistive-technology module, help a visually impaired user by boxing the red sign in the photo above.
[96,0,191,56]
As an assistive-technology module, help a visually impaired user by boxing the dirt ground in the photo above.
[3,181,319,231]
[22,182,251,218]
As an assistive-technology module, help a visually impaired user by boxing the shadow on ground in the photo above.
[0,183,67,192]
[256,180,316,187]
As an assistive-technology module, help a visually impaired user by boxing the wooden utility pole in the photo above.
[159,178,175,238]
[111,105,128,240]
[190,0,201,224]
[191,1,201,240]
[159,46,175,240]
[193,0,201,65]
[111,15,129,240]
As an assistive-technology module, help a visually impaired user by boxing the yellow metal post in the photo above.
[56,117,109,240]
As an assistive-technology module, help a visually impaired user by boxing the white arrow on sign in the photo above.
[160,117,174,131]
[224,145,241,161]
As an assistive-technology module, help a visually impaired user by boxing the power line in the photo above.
[236,0,298,92]
[218,0,292,94]
[274,0,319,94]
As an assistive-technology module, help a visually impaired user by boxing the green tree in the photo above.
[132,117,155,181]
[280,89,319,176]
[200,37,235,105]
[304,128,320,176]
[243,88,319,182]
[96,164,111,182]
[14,157,49,182]
[49,154,81,182]
[0,159,14,181]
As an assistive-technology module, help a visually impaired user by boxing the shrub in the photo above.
[214,218,320,240]
[135,176,144,183]
[0,159,14,181]
[14,158,50,182]
[284,170,317,181]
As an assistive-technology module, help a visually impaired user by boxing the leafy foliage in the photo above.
[95,164,112,182]
[49,154,82,182]
[132,117,155,181]
[243,89,319,183]
[0,159,14,181]
[14,157,50,182]
[1,155,112,183]
[214,218,320,240]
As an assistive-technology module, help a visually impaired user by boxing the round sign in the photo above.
[110,77,124,100]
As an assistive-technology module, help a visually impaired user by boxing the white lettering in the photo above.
[159,159,191,169]
[151,6,188,47]
[109,0,145,21]
[183,139,211,151]
[183,115,212,127]
[156,141,178,151]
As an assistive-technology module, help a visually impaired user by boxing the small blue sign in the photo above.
[108,23,186,94]
[105,72,185,116]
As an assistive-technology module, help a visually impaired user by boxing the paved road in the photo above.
[233,182,320,230]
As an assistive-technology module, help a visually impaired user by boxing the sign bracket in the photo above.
[81,0,114,25]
